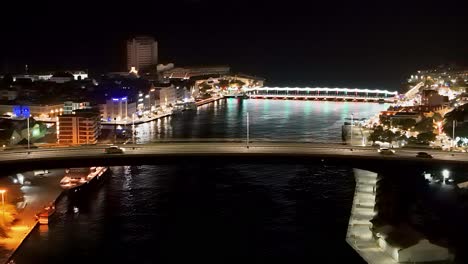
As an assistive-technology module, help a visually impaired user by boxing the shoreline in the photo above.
[0,170,65,264]
[101,96,225,126]
[4,191,64,264]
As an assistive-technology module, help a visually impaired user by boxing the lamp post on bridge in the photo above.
[132,113,136,145]
[452,119,457,151]
[0,190,6,224]
[27,116,31,153]
[246,112,250,149]
[350,114,354,146]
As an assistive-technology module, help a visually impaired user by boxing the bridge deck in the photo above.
[1,143,467,172]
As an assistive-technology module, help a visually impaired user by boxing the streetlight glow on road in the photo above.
[0,189,6,223]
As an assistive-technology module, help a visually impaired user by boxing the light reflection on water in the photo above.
[133,99,388,142]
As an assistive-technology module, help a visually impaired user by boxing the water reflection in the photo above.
[132,99,388,142]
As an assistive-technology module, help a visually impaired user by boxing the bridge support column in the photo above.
[346,168,396,263]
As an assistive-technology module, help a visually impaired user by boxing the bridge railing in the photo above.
[1,139,354,153]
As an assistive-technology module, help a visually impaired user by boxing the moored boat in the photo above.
[60,167,109,194]
[35,203,56,225]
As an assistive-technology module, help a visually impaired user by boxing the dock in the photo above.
[0,169,65,264]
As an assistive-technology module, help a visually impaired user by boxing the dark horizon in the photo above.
[1,0,467,90]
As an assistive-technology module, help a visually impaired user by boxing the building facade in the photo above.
[0,89,18,101]
[421,90,449,107]
[101,98,137,121]
[63,101,91,115]
[58,111,101,145]
[127,36,158,72]
[159,86,177,110]
[13,71,88,83]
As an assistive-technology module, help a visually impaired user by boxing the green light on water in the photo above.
[322,102,330,114]
[263,100,270,115]
[304,102,311,116]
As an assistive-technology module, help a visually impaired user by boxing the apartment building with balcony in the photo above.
[58,109,101,145]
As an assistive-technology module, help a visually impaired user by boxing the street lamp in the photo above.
[145,94,150,115]
[246,112,250,149]
[0,190,6,223]
[452,120,457,150]
[27,116,30,152]
[350,114,354,146]
[150,89,155,114]
[132,113,136,145]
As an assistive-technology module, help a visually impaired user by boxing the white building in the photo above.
[159,86,177,109]
[14,71,88,83]
[127,36,158,72]
[49,72,74,83]
[101,97,137,122]
[71,71,88,81]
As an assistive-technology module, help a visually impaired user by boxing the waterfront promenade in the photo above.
[100,96,224,126]
[0,170,64,264]
[34,96,224,126]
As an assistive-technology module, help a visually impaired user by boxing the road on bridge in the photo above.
[1,142,467,166]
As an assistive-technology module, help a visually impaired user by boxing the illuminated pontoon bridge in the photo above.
[240,87,398,102]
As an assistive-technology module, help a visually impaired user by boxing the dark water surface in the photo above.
[14,164,365,264]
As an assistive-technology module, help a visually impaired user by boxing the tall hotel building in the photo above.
[127,36,158,72]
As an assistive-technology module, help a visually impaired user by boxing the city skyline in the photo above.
[0,0,467,89]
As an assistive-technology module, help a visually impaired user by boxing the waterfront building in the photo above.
[101,97,137,122]
[159,85,177,110]
[127,36,158,72]
[58,110,101,145]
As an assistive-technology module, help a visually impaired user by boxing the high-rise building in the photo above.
[58,110,101,145]
[127,36,158,72]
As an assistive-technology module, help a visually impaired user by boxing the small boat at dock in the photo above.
[35,203,56,225]
[60,167,109,194]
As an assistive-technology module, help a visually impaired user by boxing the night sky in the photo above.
[1,0,467,90]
